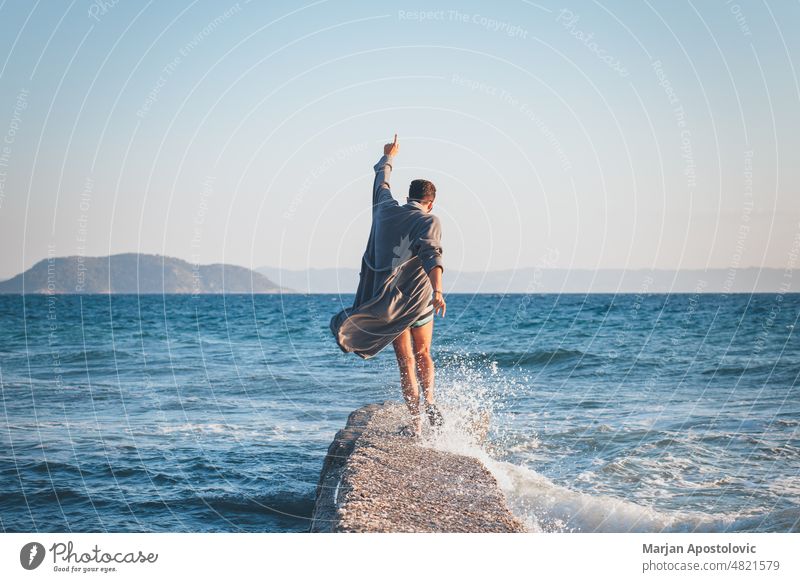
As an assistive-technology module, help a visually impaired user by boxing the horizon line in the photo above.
[1,251,794,282]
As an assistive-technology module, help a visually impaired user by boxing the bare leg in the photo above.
[411,319,444,428]
[410,319,435,404]
[392,328,421,434]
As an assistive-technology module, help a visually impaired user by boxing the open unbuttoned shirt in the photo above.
[330,154,444,359]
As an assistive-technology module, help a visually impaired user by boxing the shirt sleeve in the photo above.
[415,215,444,275]
[373,154,396,209]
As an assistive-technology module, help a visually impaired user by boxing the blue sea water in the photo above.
[0,293,798,532]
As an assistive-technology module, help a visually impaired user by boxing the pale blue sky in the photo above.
[1,0,798,279]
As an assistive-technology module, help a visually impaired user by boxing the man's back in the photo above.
[365,153,443,279]
[371,197,442,276]
[350,153,443,306]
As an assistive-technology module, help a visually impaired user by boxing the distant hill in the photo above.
[0,254,289,294]
[257,265,796,294]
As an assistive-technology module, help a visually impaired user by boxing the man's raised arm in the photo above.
[373,134,400,208]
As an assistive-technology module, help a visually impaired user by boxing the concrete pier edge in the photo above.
[310,402,525,533]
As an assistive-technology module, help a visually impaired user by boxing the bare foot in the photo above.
[425,403,444,428]
[398,425,418,438]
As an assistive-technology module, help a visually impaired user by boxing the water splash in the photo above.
[421,349,796,533]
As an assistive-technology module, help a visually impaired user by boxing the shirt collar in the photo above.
[406,200,426,210]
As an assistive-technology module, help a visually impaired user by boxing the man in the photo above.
[330,134,446,437]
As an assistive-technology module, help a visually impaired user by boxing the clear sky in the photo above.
[1,0,798,279]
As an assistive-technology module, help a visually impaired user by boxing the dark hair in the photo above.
[408,179,436,201]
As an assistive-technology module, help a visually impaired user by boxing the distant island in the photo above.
[0,253,288,294]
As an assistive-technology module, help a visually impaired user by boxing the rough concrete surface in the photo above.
[310,402,526,533]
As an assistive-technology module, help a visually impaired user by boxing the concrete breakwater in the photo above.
[310,402,525,533]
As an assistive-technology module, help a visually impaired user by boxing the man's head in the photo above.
[407,179,436,213]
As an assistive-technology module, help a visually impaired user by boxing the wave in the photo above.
[0,486,93,506]
[133,490,315,525]
[54,348,140,365]
[422,405,798,533]
[489,460,799,532]
[490,460,720,532]
[499,348,596,367]
[195,491,315,519]
[440,348,599,369]
[701,363,786,376]
[0,488,316,532]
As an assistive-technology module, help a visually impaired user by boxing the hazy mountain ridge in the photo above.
[2,255,792,294]
[0,254,288,294]
[257,266,796,294]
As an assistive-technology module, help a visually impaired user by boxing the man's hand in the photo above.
[384,133,399,157]
[433,290,446,317]
[428,265,445,317]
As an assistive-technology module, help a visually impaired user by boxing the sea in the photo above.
[0,293,798,533]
